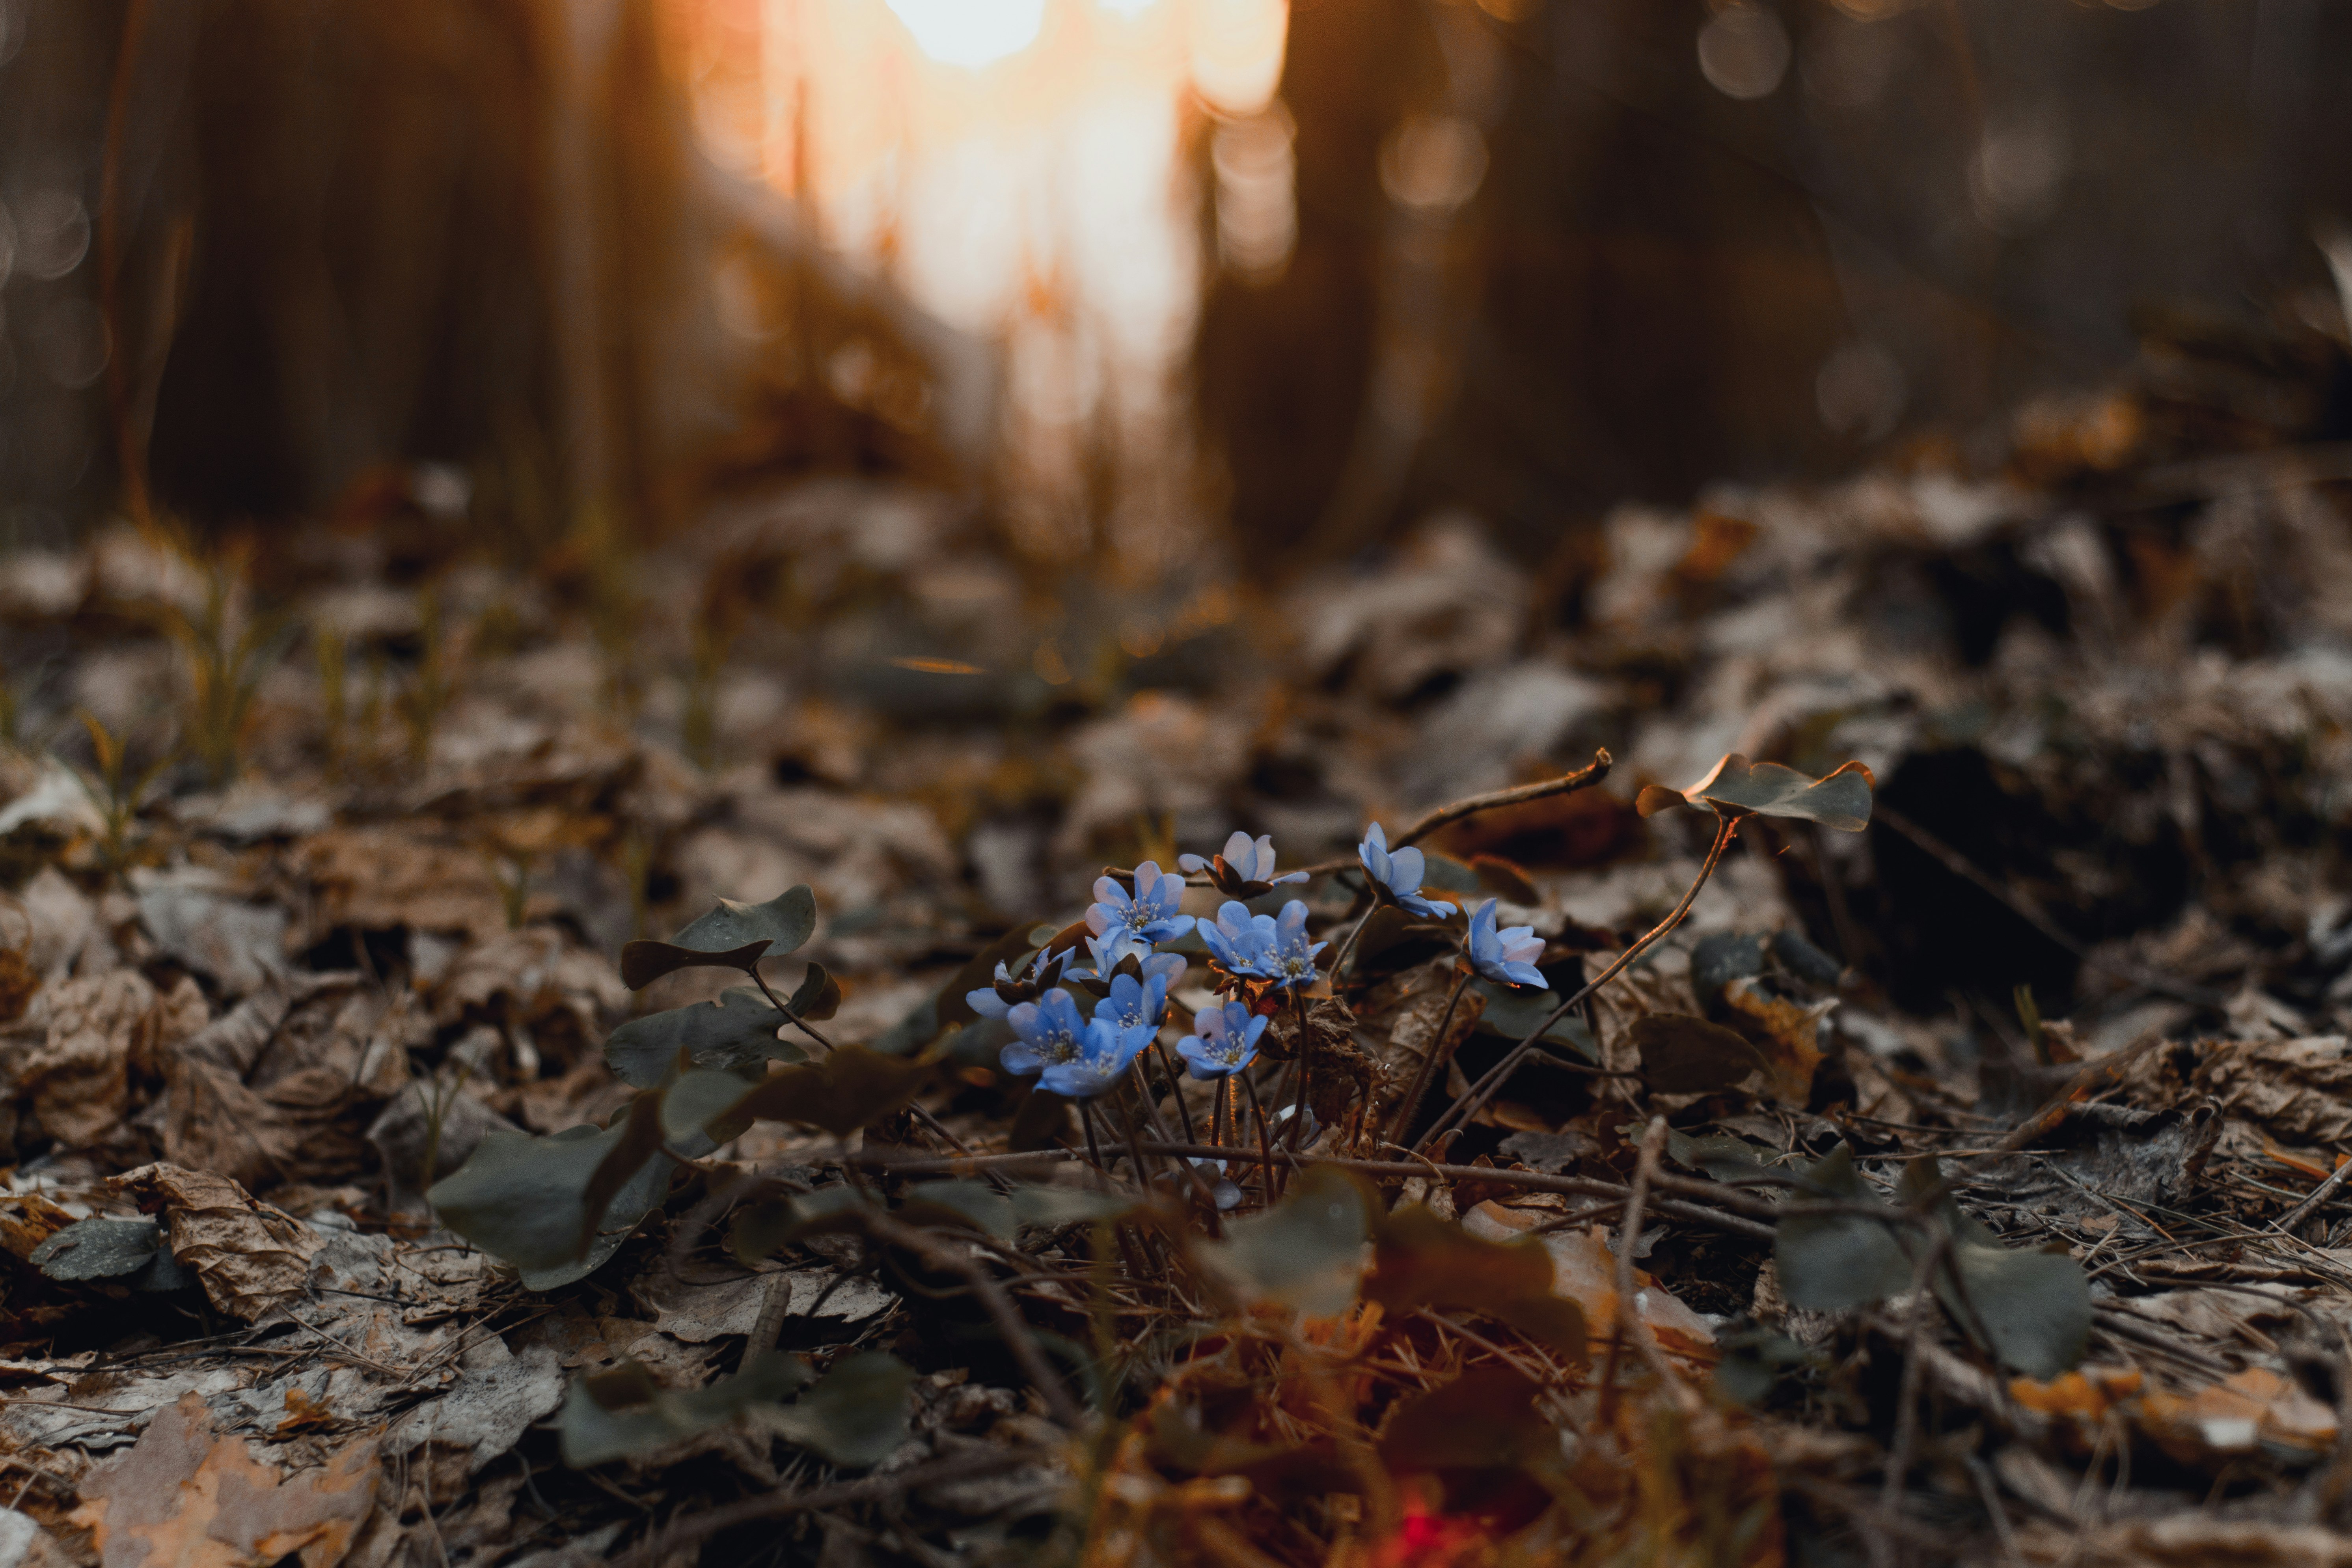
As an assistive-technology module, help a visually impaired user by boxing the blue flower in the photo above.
[1200,900,1277,978]
[1038,1015,1155,1099]
[1358,822,1457,921]
[1001,988,1088,1077]
[1265,900,1326,990]
[1068,937,1190,991]
[1175,1000,1269,1079]
[1096,968,1172,1033]
[1466,898,1547,988]
[965,946,1074,1022]
[1179,832,1311,899]
[1085,861,1194,969]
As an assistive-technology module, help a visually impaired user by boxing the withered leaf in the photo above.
[723,1045,936,1138]
[1631,1012,1767,1095]
[1636,754,1875,832]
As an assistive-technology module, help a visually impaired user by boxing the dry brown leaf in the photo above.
[18,970,159,1148]
[0,1191,76,1261]
[2011,1518,2352,1568]
[72,1391,379,1568]
[2135,1366,2337,1465]
[2193,1035,2352,1146]
[1463,1202,1717,1361]
[298,825,507,943]
[111,1164,327,1320]
[1720,975,1832,1104]
[158,976,407,1191]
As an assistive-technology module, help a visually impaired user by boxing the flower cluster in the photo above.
[995,827,1554,1099]
[1002,986,1163,1099]
[1201,899,1325,990]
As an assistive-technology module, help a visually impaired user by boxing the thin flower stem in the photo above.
[1079,1101,1113,1190]
[1282,988,1312,1197]
[1151,1038,1198,1145]
[1210,1078,1228,1149]
[1242,1072,1279,1209]
[1382,968,1475,1155]
[1418,813,1740,1155]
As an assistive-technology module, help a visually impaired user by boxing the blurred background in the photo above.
[6,0,2352,1021]
[5,0,2349,568]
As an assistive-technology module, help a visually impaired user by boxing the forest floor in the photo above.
[9,318,2352,1567]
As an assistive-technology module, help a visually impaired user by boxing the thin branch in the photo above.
[1420,813,1739,1152]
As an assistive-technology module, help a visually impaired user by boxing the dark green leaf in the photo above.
[725,1046,936,1138]
[618,886,820,988]
[31,1218,162,1281]
[1663,1129,1770,1183]
[429,1120,673,1281]
[1712,1326,1807,1406]
[1638,755,1875,832]
[900,1180,1016,1240]
[1900,1156,2089,1379]
[559,1352,812,1466]
[730,1186,874,1265]
[661,1068,767,1143]
[1631,1013,1767,1095]
[1774,1143,1912,1311]
[1473,967,1595,1056]
[604,988,800,1090]
[1194,1166,1370,1316]
[1365,1205,1588,1361]
[1008,1183,1141,1228]
[759,1352,915,1468]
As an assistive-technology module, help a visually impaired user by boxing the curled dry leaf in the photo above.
[71,1391,379,1568]
[110,1164,327,1321]
[1719,975,1833,1103]
[18,969,160,1148]
[1635,753,1876,831]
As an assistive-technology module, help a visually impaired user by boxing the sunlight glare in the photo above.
[885,0,1045,69]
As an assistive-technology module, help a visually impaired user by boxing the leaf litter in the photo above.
[13,361,2352,1567]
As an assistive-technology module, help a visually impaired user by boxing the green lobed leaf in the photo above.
[604,988,803,1090]
[429,1119,674,1279]
[662,1068,769,1144]
[1773,1143,1913,1312]
[559,1352,812,1467]
[1899,1157,2089,1379]
[899,1180,1017,1240]
[1193,1166,1372,1317]
[1631,1013,1768,1095]
[1637,754,1876,832]
[756,1352,916,1468]
[618,886,819,989]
